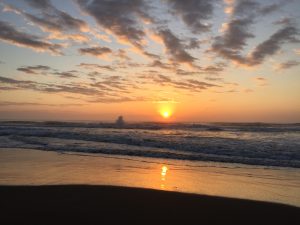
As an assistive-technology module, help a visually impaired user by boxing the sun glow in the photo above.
[159,107,173,119]
[157,102,176,120]
[162,111,170,118]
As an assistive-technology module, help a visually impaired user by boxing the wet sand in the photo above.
[1,185,299,225]
[1,148,300,207]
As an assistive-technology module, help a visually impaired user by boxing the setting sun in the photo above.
[162,111,170,118]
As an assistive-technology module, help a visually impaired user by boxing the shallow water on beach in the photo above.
[1,148,299,207]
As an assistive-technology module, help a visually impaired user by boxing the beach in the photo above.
[1,147,300,224]
[1,185,299,225]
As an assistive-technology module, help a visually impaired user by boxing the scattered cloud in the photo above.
[52,71,78,78]
[78,46,112,58]
[139,74,221,92]
[273,17,292,26]
[78,63,115,71]
[155,29,195,64]
[17,65,51,74]
[212,0,299,66]
[0,21,63,54]
[166,0,215,33]
[17,65,79,78]
[254,77,268,86]
[249,26,299,66]
[76,0,152,49]
[4,0,90,42]
[274,60,300,71]
[0,101,85,107]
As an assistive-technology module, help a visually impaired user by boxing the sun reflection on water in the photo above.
[160,166,168,189]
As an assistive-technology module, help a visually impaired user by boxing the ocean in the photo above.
[1,121,299,168]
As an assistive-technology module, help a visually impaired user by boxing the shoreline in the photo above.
[1,148,300,207]
[1,185,299,225]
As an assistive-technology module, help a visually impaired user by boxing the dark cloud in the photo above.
[156,29,195,64]
[250,26,299,65]
[23,0,52,10]
[215,18,254,51]
[0,74,142,102]
[52,71,78,78]
[0,21,63,54]
[199,63,226,74]
[139,74,221,92]
[149,60,175,70]
[5,1,89,42]
[259,3,281,14]
[166,0,216,33]
[78,63,115,71]
[213,25,299,66]
[231,0,259,16]
[212,0,299,66]
[79,47,112,57]
[17,65,51,74]
[185,38,202,49]
[24,0,88,32]
[0,101,84,107]
[275,60,300,70]
[91,76,132,93]
[273,17,292,26]
[17,65,80,78]
[254,77,268,86]
[142,50,161,60]
[211,1,260,64]
[89,96,148,103]
[0,75,98,95]
[76,0,152,49]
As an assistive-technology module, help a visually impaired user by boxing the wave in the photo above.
[0,122,299,168]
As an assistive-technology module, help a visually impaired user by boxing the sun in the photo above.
[162,111,170,119]
[158,104,174,120]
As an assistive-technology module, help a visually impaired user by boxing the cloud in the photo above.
[149,60,174,70]
[139,74,221,92]
[274,60,300,70]
[213,24,299,66]
[78,46,112,57]
[52,71,78,78]
[0,21,63,54]
[249,26,299,65]
[0,101,84,107]
[78,63,115,71]
[155,29,195,64]
[5,0,90,42]
[254,77,268,86]
[166,0,216,33]
[17,65,51,74]
[273,17,292,26]
[212,0,298,66]
[90,76,131,92]
[89,96,148,103]
[0,74,142,102]
[0,75,96,95]
[76,0,152,49]
[17,64,80,78]
[215,18,255,51]
[23,0,52,10]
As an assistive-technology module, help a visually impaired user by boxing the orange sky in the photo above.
[0,0,299,122]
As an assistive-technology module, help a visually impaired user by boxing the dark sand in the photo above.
[1,185,299,225]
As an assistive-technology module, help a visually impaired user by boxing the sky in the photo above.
[0,0,299,122]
